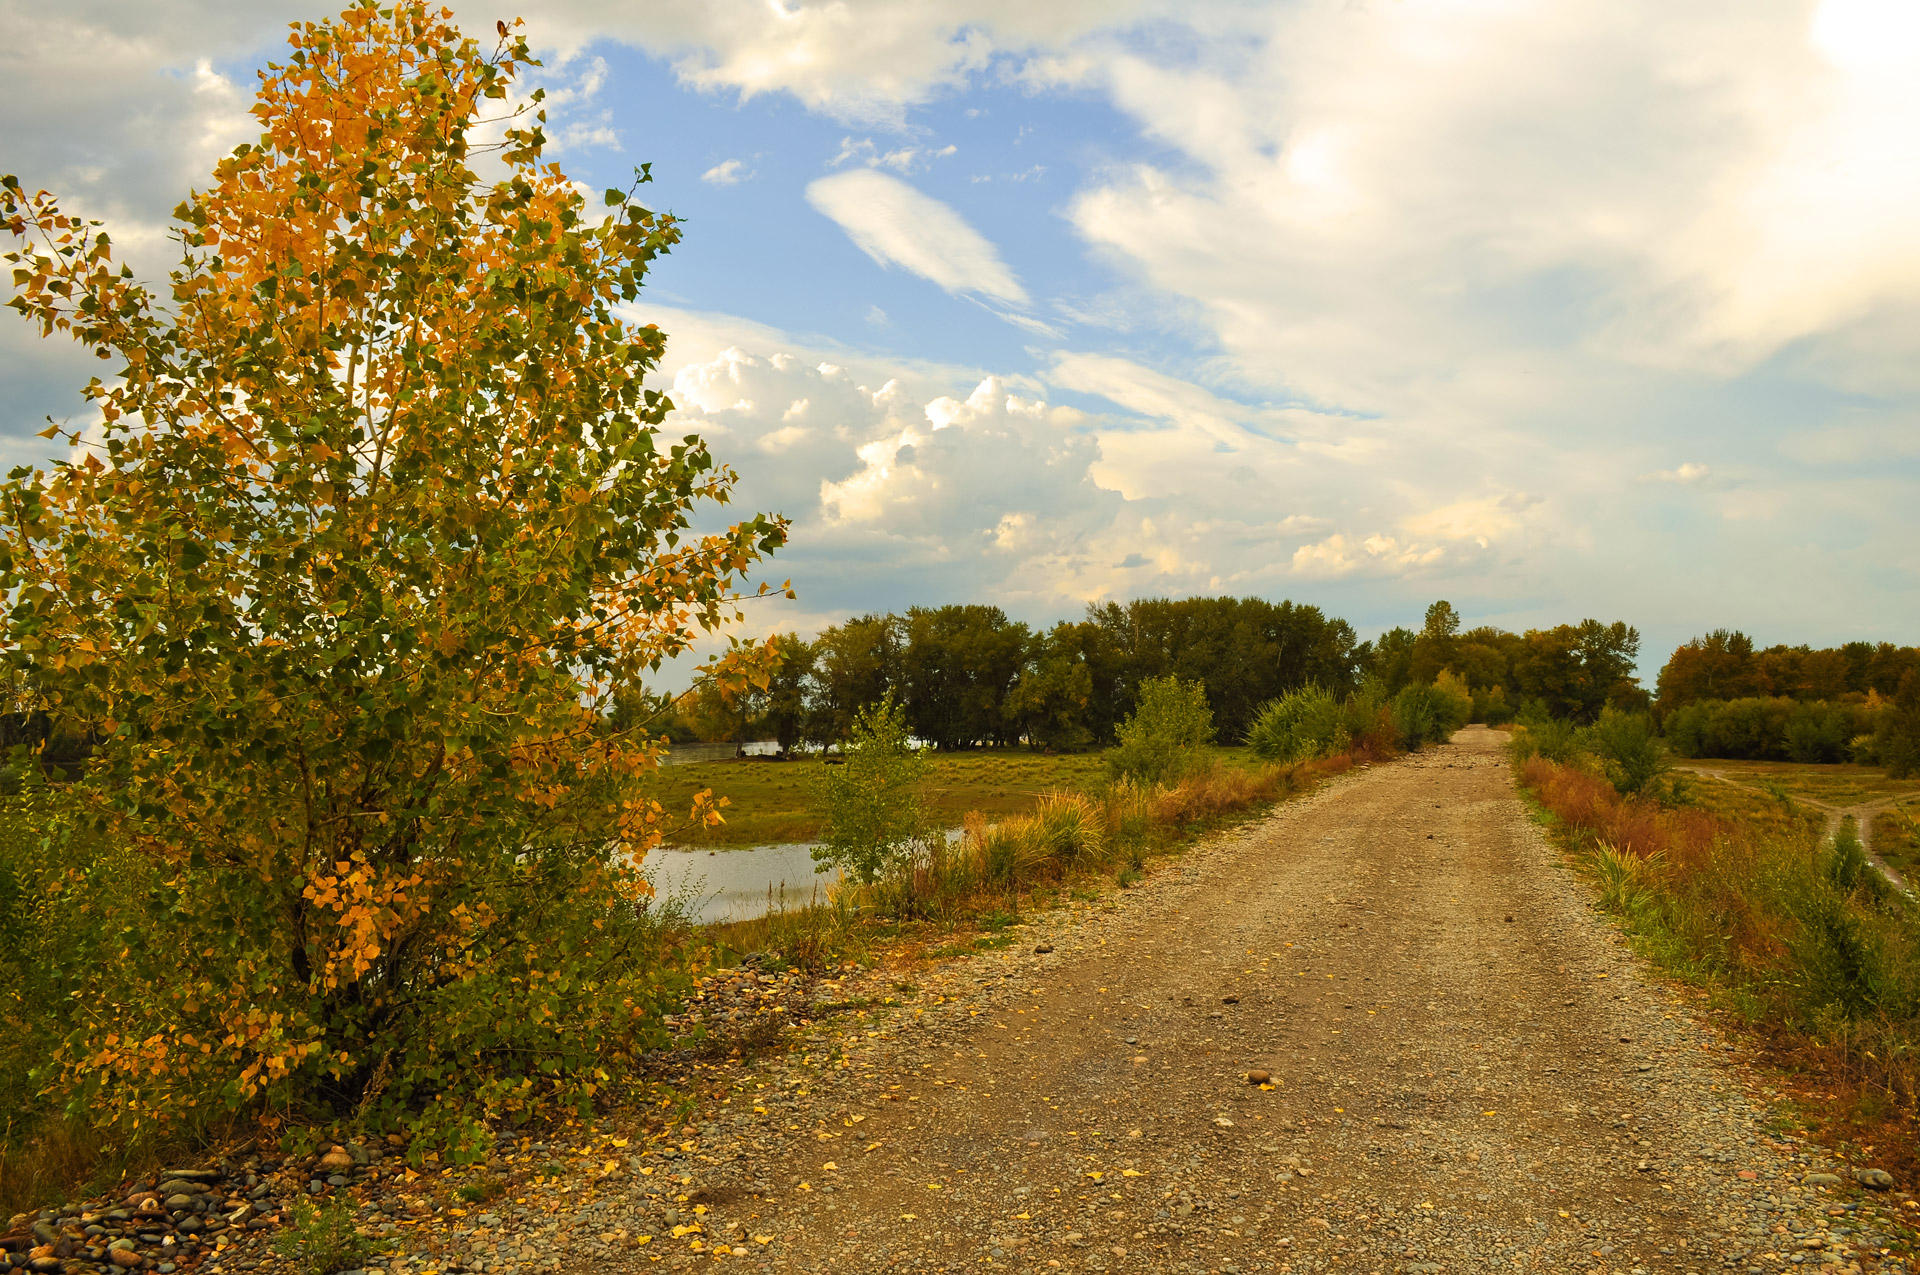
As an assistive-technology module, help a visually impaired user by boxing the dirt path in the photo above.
[527,728,1910,1275]
[1676,764,1911,892]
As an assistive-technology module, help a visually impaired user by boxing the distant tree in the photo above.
[1087,596,1358,740]
[1424,600,1462,640]
[1866,644,1920,698]
[1005,622,1096,751]
[761,633,817,753]
[1366,627,1419,694]
[1656,630,1764,709]
[1513,620,1642,723]
[675,677,766,746]
[899,604,1029,749]
[812,614,903,744]
[1452,626,1522,693]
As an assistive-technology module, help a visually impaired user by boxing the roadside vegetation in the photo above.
[1512,720,1920,1175]
[708,676,1404,973]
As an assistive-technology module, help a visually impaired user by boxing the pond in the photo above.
[643,842,839,925]
[658,740,783,766]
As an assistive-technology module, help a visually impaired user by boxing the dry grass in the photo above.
[1519,753,1920,1177]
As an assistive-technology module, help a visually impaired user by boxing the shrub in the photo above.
[1586,709,1667,795]
[1390,677,1472,751]
[1339,681,1398,758]
[1107,677,1215,785]
[1666,697,1869,764]
[813,693,928,885]
[1510,718,1585,765]
[1245,684,1343,762]
[1433,669,1475,729]
[1785,702,1857,764]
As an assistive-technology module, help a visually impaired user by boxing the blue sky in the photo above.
[2,0,1917,680]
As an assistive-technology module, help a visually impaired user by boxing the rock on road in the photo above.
[614,727,1906,1275]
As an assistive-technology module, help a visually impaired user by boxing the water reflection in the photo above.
[658,740,783,766]
[644,842,839,925]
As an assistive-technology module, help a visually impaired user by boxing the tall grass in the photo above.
[1517,752,1920,1157]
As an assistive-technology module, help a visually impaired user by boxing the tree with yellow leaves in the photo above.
[1,1,784,1146]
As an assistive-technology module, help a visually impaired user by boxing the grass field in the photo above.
[1874,804,1920,882]
[645,749,1107,847]
[644,746,1268,846]
[1673,758,1920,808]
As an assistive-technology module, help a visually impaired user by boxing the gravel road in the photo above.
[562,727,1916,1275]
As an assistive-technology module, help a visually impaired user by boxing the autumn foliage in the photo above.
[0,2,784,1145]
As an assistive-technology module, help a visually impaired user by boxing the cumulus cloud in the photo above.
[806,169,1028,304]
[701,159,747,185]
[1291,534,1445,581]
[638,316,1553,618]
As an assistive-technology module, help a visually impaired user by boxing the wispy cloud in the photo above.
[806,169,1028,305]
[831,136,957,173]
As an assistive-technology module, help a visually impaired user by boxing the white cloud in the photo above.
[806,169,1028,304]
[533,0,1165,124]
[701,159,747,185]
[1638,463,1711,485]
[1068,0,1920,404]
[1402,492,1541,545]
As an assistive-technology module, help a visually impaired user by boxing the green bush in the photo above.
[1107,677,1215,785]
[1507,718,1585,765]
[1783,702,1855,764]
[813,693,928,884]
[1390,677,1471,751]
[1586,709,1667,795]
[1339,680,1396,754]
[1664,696,1868,763]
[1245,684,1344,761]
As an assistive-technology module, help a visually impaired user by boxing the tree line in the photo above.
[1649,630,1920,770]
[1655,630,1920,710]
[657,597,1653,751]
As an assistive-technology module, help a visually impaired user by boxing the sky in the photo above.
[3,0,1918,679]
